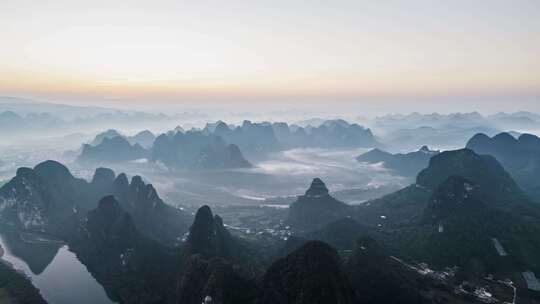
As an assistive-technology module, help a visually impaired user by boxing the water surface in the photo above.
[0,233,115,304]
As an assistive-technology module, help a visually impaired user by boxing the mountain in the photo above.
[488,112,540,129]
[0,111,24,128]
[381,125,500,152]
[264,238,480,304]
[90,129,156,148]
[177,205,258,304]
[422,175,483,223]
[308,119,378,147]
[89,129,123,146]
[303,217,384,250]
[0,110,65,138]
[89,129,156,148]
[356,148,540,278]
[345,238,428,304]
[374,112,489,130]
[372,112,505,151]
[0,99,191,140]
[344,237,496,304]
[0,161,95,235]
[111,174,192,246]
[78,136,148,163]
[71,196,179,304]
[208,120,279,157]
[83,195,139,250]
[372,112,540,152]
[0,160,191,245]
[183,206,235,259]
[361,148,535,225]
[0,227,61,275]
[271,119,378,149]
[151,131,251,169]
[353,184,432,228]
[202,119,378,156]
[182,205,254,263]
[408,176,504,269]
[357,146,439,177]
[0,96,116,120]
[176,255,257,304]
[416,149,523,201]
[72,203,257,304]
[466,132,540,199]
[130,130,156,148]
[258,241,356,304]
[101,171,192,246]
[403,174,540,277]
[89,167,116,193]
[287,178,351,231]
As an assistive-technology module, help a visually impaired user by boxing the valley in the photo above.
[0,104,540,304]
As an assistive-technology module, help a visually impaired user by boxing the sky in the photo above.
[1,0,539,113]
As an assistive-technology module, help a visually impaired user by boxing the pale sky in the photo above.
[1,0,539,112]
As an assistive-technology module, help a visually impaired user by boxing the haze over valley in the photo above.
[1,1,540,303]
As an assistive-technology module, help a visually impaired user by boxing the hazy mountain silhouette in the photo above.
[152,131,251,169]
[79,136,148,163]
[357,145,439,177]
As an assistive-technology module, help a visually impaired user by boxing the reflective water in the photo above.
[0,232,115,304]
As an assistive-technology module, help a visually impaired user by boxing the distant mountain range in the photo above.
[89,129,156,148]
[204,119,378,157]
[0,97,199,139]
[79,136,148,163]
[73,113,540,171]
[0,108,173,138]
[76,119,379,169]
[152,131,252,170]
[0,96,117,119]
[371,111,540,151]
[356,145,439,178]
[374,111,540,131]
[207,120,280,157]
[76,128,252,170]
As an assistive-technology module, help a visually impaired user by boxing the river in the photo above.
[0,232,115,304]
